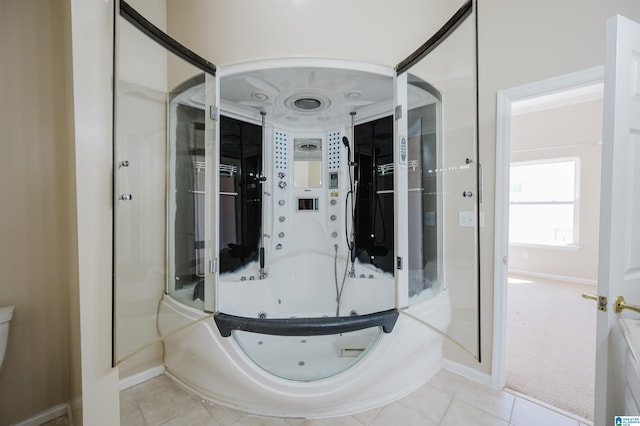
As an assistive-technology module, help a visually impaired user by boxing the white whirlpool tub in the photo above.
[158,252,451,418]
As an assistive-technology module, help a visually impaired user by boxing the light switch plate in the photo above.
[458,211,475,227]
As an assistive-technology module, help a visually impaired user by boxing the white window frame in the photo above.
[509,157,581,249]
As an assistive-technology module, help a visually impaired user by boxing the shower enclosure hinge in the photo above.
[209,258,217,274]
[209,106,219,121]
[394,105,402,120]
[478,162,483,204]
[396,256,403,270]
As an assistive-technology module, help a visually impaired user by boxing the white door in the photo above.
[594,15,640,425]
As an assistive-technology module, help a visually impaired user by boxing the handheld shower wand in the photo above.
[344,112,357,277]
[342,135,351,153]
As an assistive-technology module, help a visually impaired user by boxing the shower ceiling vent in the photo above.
[294,98,321,110]
[285,93,331,113]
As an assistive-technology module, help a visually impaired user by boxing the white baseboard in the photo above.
[14,402,70,426]
[508,269,597,286]
[442,358,493,388]
[119,364,165,391]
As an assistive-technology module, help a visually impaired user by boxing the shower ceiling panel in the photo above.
[220,67,394,128]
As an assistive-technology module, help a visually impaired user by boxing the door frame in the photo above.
[491,66,604,389]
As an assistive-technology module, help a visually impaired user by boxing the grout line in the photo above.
[508,391,516,424]
[438,395,455,425]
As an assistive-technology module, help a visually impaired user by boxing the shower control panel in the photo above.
[273,130,290,253]
[270,128,348,255]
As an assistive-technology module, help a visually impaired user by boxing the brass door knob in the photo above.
[614,296,640,314]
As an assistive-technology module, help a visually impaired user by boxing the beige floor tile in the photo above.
[232,414,291,425]
[136,379,201,425]
[300,416,364,425]
[440,399,508,426]
[128,375,174,401]
[159,403,219,426]
[350,406,382,425]
[368,402,437,426]
[396,382,453,424]
[510,397,580,426]
[121,409,147,426]
[201,401,246,424]
[119,372,590,426]
[455,380,515,421]
[427,368,468,396]
[120,395,146,426]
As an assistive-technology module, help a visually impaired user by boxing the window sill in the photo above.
[509,242,582,251]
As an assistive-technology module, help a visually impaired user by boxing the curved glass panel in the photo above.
[406,84,443,303]
[114,12,216,363]
[232,327,381,381]
[166,72,217,316]
[166,74,212,309]
[396,4,479,359]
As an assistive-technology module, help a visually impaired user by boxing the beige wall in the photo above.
[0,0,77,424]
[166,0,450,69]
[509,99,603,283]
[0,1,75,424]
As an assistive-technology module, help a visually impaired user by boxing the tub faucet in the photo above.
[349,263,356,278]
[259,268,269,280]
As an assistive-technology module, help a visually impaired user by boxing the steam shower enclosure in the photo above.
[114,0,480,418]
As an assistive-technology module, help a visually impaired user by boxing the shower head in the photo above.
[342,136,350,148]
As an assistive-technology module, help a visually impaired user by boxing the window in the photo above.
[509,158,580,247]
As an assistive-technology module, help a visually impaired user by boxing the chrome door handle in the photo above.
[582,293,607,311]
[614,296,640,314]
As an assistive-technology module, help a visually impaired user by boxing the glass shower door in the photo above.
[167,73,218,313]
[394,0,480,359]
[114,1,218,364]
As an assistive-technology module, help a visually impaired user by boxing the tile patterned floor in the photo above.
[120,369,593,426]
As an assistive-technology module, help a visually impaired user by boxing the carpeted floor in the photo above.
[506,275,596,421]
